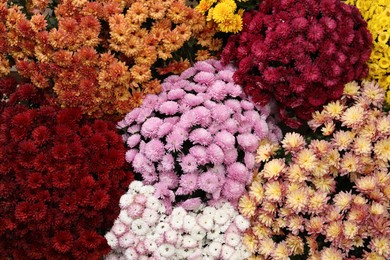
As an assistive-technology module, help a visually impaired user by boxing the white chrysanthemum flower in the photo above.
[172,207,187,217]
[221,245,235,260]
[183,214,197,232]
[208,241,222,258]
[164,229,178,244]
[170,214,184,230]
[234,215,250,231]
[124,247,138,260]
[119,210,134,225]
[197,214,214,231]
[239,246,251,259]
[144,239,158,252]
[158,244,176,258]
[213,209,229,225]
[142,208,159,226]
[190,225,206,241]
[219,221,232,233]
[112,220,127,236]
[140,185,155,195]
[206,227,222,240]
[129,181,143,192]
[202,206,217,217]
[221,202,235,216]
[225,232,241,247]
[181,235,198,248]
[156,222,170,234]
[119,194,133,209]
[146,196,162,211]
[131,219,150,236]
[105,231,118,248]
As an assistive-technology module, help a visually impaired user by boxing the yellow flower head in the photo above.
[324,100,345,119]
[343,81,360,97]
[282,132,306,153]
[261,159,286,179]
[212,1,236,23]
[320,247,343,260]
[341,105,366,128]
[264,181,283,202]
[333,191,353,212]
[239,194,257,218]
[286,188,308,213]
[295,148,318,172]
[374,137,390,161]
[332,130,355,151]
[370,236,390,258]
[286,235,305,255]
[256,141,280,163]
[273,242,290,260]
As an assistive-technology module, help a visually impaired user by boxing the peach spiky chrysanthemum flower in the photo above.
[323,100,345,119]
[343,81,360,98]
[256,141,279,163]
[341,105,366,128]
[295,148,317,172]
[374,137,390,161]
[286,187,308,213]
[264,181,283,202]
[282,132,306,153]
[320,247,343,260]
[239,194,256,218]
[333,191,353,212]
[261,159,286,179]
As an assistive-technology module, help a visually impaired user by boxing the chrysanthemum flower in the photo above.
[295,149,317,172]
[282,133,306,153]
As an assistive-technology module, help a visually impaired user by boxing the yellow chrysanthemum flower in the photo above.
[211,2,235,23]
[258,238,275,257]
[273,242,290,260]
[343,221,359,239]
[239,194,257,218]
[282,132,306,152]
[286,235,305,255]
[256,141,279,162]
[320,247,343,260]
[333,191,353,212]
[249,180,265,203]
[341,105,366,128]
[323,100,345,119]
[295,148,318,172]
[374,137,390,161]
[370,236,390,257]
[217,13,242,33]
[343,81,360,97]
[264,181,283,202]
[286,188,308,213]
[261,159,286,179]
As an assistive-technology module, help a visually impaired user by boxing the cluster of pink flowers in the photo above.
[118,59,281,211]
[221,0,372,128]
[105,181,251,260]
[239,80,390,259]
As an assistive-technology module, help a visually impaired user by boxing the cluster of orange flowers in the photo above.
[0,0,221,117]
[240,80,390,259]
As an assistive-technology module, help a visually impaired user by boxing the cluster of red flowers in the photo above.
[221,0,372,128]
[0,78,134,259]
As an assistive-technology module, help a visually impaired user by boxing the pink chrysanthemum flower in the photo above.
[120,60,280,208]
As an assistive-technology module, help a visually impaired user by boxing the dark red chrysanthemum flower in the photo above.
[221,0,372,128]
[0,79,134,259]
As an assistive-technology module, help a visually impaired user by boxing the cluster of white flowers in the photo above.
[105,181,251,260]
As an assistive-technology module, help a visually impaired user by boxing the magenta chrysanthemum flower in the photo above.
[221,0,372,128]
[120,60,281,208]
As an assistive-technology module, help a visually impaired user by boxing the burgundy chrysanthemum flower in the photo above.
[0,80,134,259]
[221,0,372,128]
